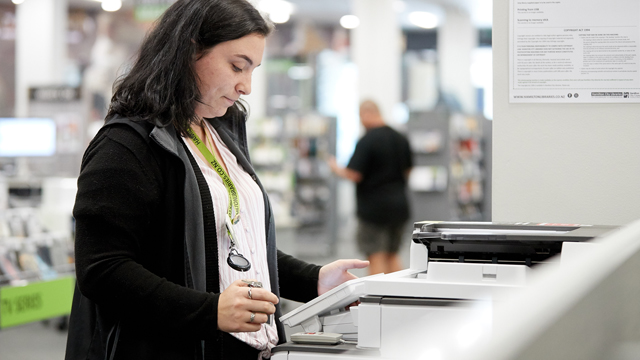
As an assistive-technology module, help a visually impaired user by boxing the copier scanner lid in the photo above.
[412,221,618,265]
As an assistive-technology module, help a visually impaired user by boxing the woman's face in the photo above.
[194,33,266,118]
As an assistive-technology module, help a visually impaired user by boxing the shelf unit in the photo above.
[0,207,75,329]
[249,113,338,257]
[407,109,489,222]
[449,113,486,221]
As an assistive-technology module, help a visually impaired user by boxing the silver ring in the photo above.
[242,280,262,288]
[249,312,255,323]
[248,288,252,299]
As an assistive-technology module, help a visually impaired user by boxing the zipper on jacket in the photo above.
[104,320,121,360]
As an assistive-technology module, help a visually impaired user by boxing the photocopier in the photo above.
[271,221,618,360]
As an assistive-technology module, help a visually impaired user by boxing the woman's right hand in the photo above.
[217,279,279,332]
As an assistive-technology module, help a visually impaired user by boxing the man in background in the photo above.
[328,100,413,275]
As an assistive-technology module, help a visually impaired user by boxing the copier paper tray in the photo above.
[412,221,618,265]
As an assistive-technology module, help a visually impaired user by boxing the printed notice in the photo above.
[510,0,640,103]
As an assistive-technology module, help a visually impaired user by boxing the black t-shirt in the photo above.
[347,126,413,224]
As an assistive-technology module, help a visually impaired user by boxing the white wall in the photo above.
[351,0,402,124]
[492,1,640,226]
[438,6,476,114]
[15,0,68,117]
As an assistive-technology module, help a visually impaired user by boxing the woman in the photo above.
[64,1,368,359]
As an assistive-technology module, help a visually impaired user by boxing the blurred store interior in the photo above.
[0,0,493,358]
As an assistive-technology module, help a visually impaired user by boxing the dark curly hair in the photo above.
[107,0,274,135]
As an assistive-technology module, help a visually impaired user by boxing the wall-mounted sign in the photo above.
[29,87,80,102]
[510,0,640,103]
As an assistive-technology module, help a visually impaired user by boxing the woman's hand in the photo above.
[217,279,279,332]
[317,259,369,296]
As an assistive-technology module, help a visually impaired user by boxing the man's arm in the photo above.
[327,156,363,183]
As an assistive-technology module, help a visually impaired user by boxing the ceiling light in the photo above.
[258,0,294,24]
[11,0,25,4]
[101,0,122,12]
[409,11,439,29]
[340,15,360,29]
[269,11,290,24]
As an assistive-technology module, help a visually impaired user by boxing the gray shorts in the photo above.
[356,219,407,256]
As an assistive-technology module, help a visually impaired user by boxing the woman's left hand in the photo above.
[317,259,369,296]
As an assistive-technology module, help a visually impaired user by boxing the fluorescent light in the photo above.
[269,11,290,24]
[258,0,294,24]
[409,11,439,29]
[340,15,360,29]
[101,0,122,12]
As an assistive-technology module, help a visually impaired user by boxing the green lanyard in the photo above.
[187,126,241,225]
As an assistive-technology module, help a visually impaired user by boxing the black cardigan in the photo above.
[65,116,321,359]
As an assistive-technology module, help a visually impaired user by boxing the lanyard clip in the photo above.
[231,213,241,225]
[225,215,237,248]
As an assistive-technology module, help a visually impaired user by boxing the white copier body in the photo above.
[271,221,617,360]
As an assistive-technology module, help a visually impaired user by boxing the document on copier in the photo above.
[279,274,384,331]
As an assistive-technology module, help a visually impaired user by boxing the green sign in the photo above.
[135,5,170,22]
[0,277,75,328]
[266,59,296,74]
